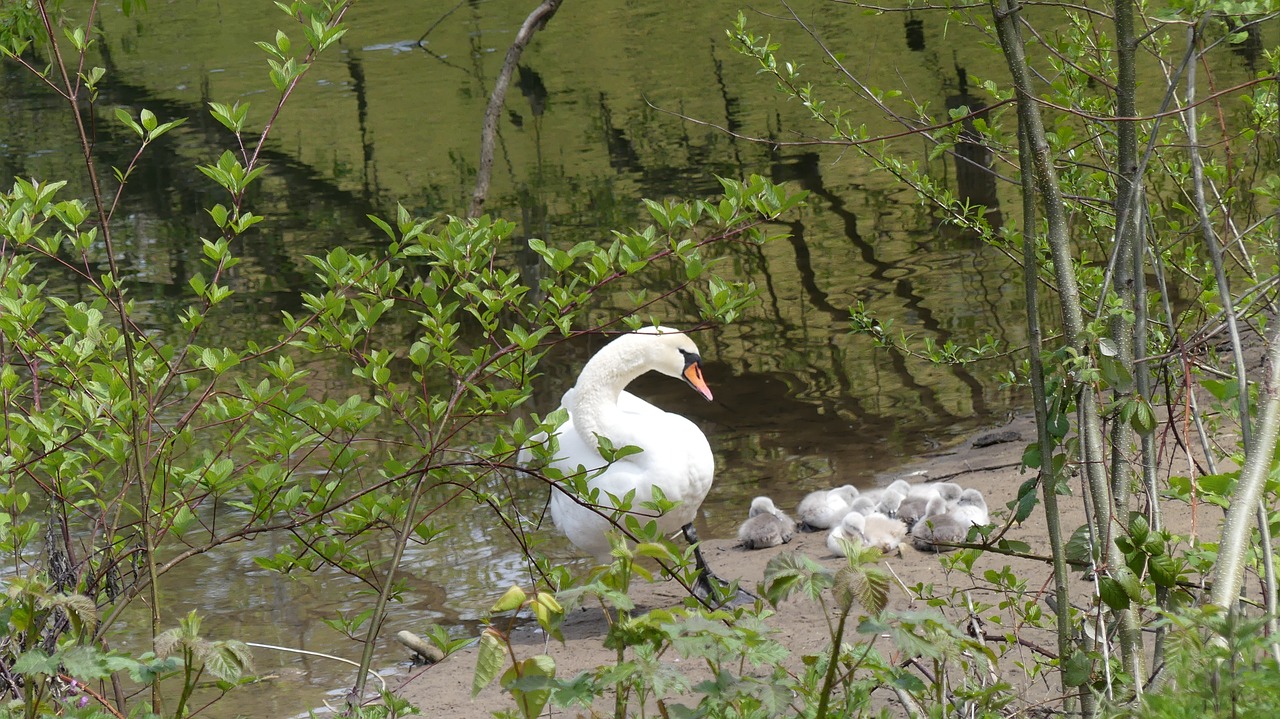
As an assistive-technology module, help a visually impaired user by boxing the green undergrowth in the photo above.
[475,536,1015,719]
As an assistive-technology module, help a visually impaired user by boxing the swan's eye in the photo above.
[678,349,704,375]
[678,351,714,401]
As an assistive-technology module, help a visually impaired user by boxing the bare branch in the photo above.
[469,0,563,218]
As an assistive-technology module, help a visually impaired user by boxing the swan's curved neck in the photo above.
[568,338,651,449]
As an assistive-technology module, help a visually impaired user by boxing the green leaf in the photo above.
[1098,576,1130,610]
[1098,354,1133,392]
[1129,396,1157,435]
[1013,476,1039,523]
[1021,442,1041,469]
[368,213,394,239]
[890,668,927,692]
[1166,474,1192,500]
[1110,564,1143,600]
[531,593,564,641]
[1201,379,1238,402]
[596,435,643,462]
[59,646,110,680]
[208,204,229,228]
[1047,410,1069,439]
[1063,651,1092,687]
[634,542,676,561]
[1127,512,1149,546]
[114,107,144,137]
[1198,472,1236,498]
[1065,524,1094,566]
[12,649,58,677]
[834,563,890,616]
[995,538,1031,554]
[1149,552,1178,588]
[490,584,526,614]
[203,641,252,682]
[761,552,833,607]
[472,628,506,697]
[170,505,197,537]
[503,655,555,719]
[45,593,97,631]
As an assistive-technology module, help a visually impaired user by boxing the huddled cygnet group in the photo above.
[738,478,990,556]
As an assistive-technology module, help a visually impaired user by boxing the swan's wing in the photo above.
[545,413,669,560]
[546,406,713,537]
[545,415,662,501]
[606,410,714,523]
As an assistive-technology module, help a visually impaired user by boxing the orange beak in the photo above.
[683,360,714,401]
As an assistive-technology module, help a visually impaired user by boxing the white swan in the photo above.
[538,327,716,563]
[829,509,906,555]
[898,493,947,530]
[861,479,910,504]
[847,496,876,516]
[873,488,905,518]
[896,481,963,527]
[737,497,796,549]
[952,488,989,525]
[934,482,963,503]
[910,490,989,552]
[796,485,857,531]
[860,511,907,553]
[910,512,973,552]
[827,512,866,556]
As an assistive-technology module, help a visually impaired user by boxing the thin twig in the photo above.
[244,642,387,692]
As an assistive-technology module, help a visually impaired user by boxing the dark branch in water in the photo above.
[469,0,564,218]
[418,0,466,45]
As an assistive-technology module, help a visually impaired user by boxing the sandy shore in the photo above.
[389,412,1185,716]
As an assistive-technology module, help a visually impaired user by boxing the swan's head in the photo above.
[936,482,963,502]
[831,485,859,504]
[896,494,932,526]
[633,326,714,401]
[959,488,987,510]
[925,495,948,516]
[876,489,904,517]
[848,496,876,515]
[840,511,866,534]
[748,496,777,517]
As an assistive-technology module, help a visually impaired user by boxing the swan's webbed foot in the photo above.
[682,523,757,608]
[693,570,756,608]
